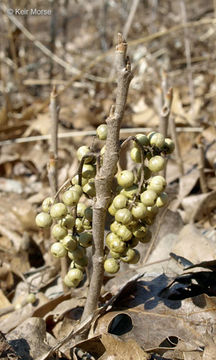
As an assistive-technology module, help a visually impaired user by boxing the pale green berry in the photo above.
[96,124,107,140]
[131,202,147,219]
[115,208,133,225]
[148,175,166,194]
[83,218,92,230]
[148,156,165,172]
[134,133,149,147]
[51,242,67,257]
[109,237,126,253]
[104,258,119,274]
[146,205,159,218]
[68,245,86,261]
[82,164,96,179]
[79,232,93,248]
[120,184,138,200]
[147,131,156,139]
[69,184,83,197]
[26,293,37,304]
[113,194,127,209]
[60,214,75,229]
[117,170,134,188]
[163,138,175,154]
[133,224,147,239]
[106,232,120,248]
[77,146,93,163]
[116,225,132,242]
[130,147,142,163]
[42,197,54,213]
[84,207,93,221]
[52,224,68,240]
[77,202,87,217]
[64,274,77,288]
[75,218,84,233]
[110,250,121,259]
[50,203,67,219]
[149,132,165,148]
[35,212,52,228]
[108,203,117,216]
[62,235,77,251]
[83,179,96,197]
[62,190,80,206]
[128,249,140,264]
[120,248,136,263]
[72,175,88,186]
[67,268,84,286]
[110,221,121,234]
[140,189,157,206]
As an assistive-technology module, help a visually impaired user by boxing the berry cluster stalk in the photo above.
[81,34,133,322]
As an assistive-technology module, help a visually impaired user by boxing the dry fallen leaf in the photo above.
[172,224,216,264]
[99,333,150,360]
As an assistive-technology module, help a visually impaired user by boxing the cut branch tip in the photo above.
[116,33,127,53]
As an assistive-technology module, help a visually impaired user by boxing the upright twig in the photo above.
[49,0,57,78]
[98,0,109,51]
[169,114,184,175]
[81,34,133,322]
[198,136,208,193]
[180,0,194,112]
[62,0,69,78]
[123,0,140,39]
